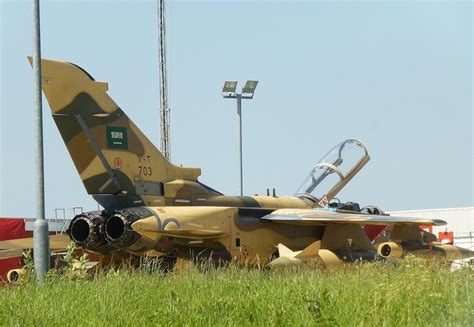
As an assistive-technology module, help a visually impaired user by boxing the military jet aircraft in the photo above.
[2,58,472,276]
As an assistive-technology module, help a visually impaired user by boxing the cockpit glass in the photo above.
[295,139,369,202]
[296,165,342,200]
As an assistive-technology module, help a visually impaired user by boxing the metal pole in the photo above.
[237,94,243,196]
[158,0,171,161]
[32,0,49,283]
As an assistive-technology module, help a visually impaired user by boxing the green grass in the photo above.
[0,259,472,326]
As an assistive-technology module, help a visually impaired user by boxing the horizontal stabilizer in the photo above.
[0,234,70,250]
[0,249,24,260]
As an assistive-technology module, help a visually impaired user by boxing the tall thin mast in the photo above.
[158,0,171,160]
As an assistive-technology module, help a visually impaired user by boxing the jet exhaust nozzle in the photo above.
[68,212,113,253]
[104,210,141,247]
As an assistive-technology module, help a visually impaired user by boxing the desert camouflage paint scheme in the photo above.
[4,57,470,273]
[30,57,375,212]
[30,57,333,211]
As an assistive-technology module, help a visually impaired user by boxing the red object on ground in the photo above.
[0,218,25,240]
[438,231,454,245]
[0,218,27,282]
[364,225,388,241]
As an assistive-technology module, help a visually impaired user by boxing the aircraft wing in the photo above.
[0,234,71,251]
[262,209,447,226]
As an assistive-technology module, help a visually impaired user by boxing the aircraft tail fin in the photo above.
[29,57,200,201]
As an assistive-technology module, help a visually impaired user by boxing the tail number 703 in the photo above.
[138,166,152,176]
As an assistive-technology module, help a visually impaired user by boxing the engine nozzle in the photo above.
[104,211,141,247]
[68,212,114,253]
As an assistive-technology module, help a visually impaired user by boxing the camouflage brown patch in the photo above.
[240,196,261,208]
[83,171,136,195]
[66,132,97,175]
[55,93,122,143]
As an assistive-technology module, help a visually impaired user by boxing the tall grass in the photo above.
[0,259,472,326]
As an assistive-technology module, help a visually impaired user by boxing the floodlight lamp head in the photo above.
[222,81,237,97]
[242,80,258,98]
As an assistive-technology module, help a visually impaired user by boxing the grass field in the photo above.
[0,258,472,326]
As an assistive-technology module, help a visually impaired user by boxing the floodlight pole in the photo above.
[237,94,243,196]
[223,81,258,197]
[32,0,50,284]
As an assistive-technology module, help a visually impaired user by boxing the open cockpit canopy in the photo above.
[295,139,370,207]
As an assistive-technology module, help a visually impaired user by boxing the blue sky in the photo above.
[0,0,472,218]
